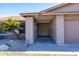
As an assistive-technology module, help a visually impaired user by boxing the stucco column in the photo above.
[25,17,34,45]
[56,15,64,45]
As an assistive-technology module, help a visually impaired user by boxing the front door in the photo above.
[37,23,49,37]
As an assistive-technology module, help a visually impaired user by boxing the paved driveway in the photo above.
[26,43,79,51]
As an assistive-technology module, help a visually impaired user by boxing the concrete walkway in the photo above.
[26,37,79,51]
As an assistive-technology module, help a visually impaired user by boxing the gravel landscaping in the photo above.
[0,38,26,51]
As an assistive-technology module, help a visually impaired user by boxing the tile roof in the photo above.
[0,16,25,21]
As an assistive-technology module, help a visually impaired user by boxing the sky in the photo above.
[0,3,60,17]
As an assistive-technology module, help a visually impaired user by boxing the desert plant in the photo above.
[0,18,21,39]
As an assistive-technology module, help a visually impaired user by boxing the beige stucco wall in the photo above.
[65,15,79,20]
[25,17,34,44]
[34,22,37,41]
[49,17,56,43]
[47,3,79,13]
[64,15,79,44]
[56,15,64,45]
[49,15,64,45]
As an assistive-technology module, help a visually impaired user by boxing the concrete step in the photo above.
[36,37,54,43]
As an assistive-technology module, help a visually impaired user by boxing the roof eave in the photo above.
[20,12,79,17]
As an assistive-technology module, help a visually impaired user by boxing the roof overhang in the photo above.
[20,12,79,18]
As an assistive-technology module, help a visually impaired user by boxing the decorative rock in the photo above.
[0,44,9,50]
[8,40,14,43]
[25,40,29,46]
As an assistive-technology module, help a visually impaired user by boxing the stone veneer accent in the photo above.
[56,15,64,45]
